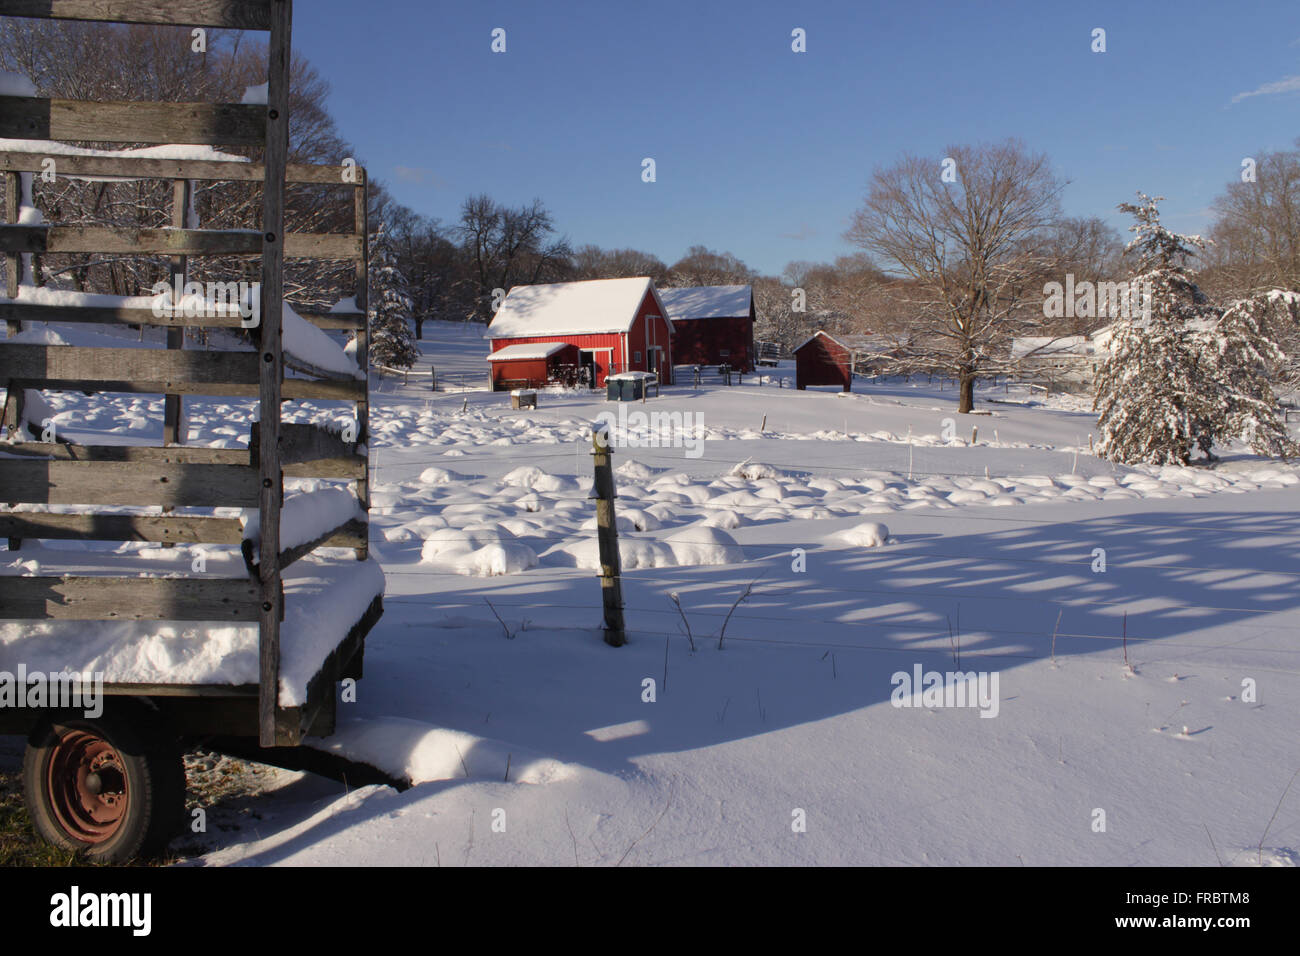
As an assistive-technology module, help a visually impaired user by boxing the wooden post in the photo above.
[352,169,369,561]
[591,425,625,647]
[4,171,19,331]
[163,178,189,446]
[257,0,292,748]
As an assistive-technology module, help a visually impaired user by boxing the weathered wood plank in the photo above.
[0,459,260,506]
[296,309,365,330]
[0,97,265,146]
[0,225,360,259]
[0,510,365,547]
[164,178,190,447]
[258,0,292,748]
[0,512,244,543]
[3,170,17,304]
[2,438,362,477]
[0,152,364,186]
[0,575,260,621]
[1,441,248,463]
[0,342,261,390]
[0,0,274,30]
[352,176,369,562]
[0,224,261,255]
[0,301,361,330]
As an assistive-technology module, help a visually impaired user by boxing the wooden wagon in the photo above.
[0,0,383,861]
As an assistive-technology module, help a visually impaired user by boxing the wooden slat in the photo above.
[0,512,244,543]
[0,225,361,259]
[164,177,190,446]
[242,516,367,574]
[0,152,365,185]
[0,575,259,620]
[258,0,291,747]
[0,301,361,330]
[0,510,365,546]
[0,224,261,255]
[296,309,365,330]
[0,459,260,506]
[0,0,273,29]
[0,342,261,390]
[2,439,362,477]
[1,441,248,463]
[0,97,265,146]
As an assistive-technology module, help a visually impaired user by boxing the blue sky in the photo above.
[294,0,1300,275]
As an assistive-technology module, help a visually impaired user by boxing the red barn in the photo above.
[794,331,893,391]
[486,341,579,390]
[659,285,755,371]
[486,277,674,388]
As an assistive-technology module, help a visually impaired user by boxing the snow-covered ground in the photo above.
[4,320,1300,866]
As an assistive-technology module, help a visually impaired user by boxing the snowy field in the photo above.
[4,319,1300,866]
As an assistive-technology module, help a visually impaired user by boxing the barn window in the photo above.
[719,349,730,357]
[634,351,641,362]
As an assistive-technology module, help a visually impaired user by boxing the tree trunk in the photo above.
[958,371,975,413]
[415,317,423,340]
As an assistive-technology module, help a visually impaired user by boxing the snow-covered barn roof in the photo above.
[657,285,753,321]
[793,330,895,354]
[486,341,570,361]
[486,277,669,339]
[1010,336,1094,360]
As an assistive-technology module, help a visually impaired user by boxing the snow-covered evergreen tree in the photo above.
[367,223,419,370]
[1095,195,1299,465]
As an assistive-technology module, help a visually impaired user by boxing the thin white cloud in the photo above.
[1231,74,1300,104]
[394,165,444,186]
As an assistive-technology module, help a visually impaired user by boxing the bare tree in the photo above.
[571,245,669,283]
[665,245,754,287]
[845,140,1065,412]
[459,195,572,321]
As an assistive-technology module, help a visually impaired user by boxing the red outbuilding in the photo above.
[486,341,580,390]
[486,277,674,389]
[659,285,755,372]
[794,331,893,391]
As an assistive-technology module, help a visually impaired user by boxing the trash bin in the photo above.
[606,372,651,401]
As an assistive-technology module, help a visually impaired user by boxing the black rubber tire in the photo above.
[22,702,185,863]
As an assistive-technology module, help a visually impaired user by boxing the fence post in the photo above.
[591,425,626,647]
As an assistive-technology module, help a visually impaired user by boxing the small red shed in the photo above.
[487,341,580,390]
[659,285,755,371]
[486,277,674,388]
[794,331,892,391]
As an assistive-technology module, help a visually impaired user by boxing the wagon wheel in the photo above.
[23,705,185,863]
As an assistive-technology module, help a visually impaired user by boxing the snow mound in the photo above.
[728,460,782,480]
[417,466,462,485]
[616,459,657,480]
[501,465,578,492]
[665,525,745,566]
[551,536,677,571]
[839,521,890,547]
[308,717,573,787]
[702,508,745,529]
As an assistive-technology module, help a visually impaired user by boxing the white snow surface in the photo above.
[5,320,1300,866]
